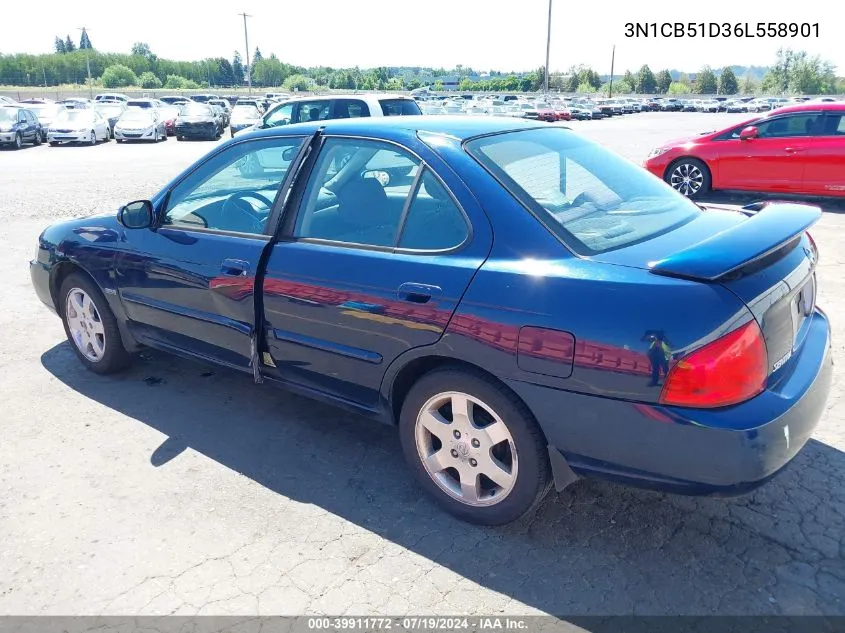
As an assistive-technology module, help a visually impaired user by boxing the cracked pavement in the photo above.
[0,113,843,617]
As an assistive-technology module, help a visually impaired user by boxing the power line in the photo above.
[238,12,252,94]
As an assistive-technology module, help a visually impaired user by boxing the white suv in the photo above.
[234,94,421,137]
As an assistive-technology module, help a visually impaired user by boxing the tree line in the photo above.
[0,40,841,95]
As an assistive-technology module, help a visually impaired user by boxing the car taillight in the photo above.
[659,320,767,408]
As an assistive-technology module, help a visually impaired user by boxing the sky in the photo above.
[2,0,841,75]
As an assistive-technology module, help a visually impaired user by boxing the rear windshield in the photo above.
[379,99,422,116]
[465,128,699,255]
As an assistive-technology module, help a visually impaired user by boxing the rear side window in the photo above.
[466,128,699,255]
[334,99,369,119]
[379,99,422,116]
[399,169,468,251]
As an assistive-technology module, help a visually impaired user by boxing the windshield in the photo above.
[0,109,16,123]
[127,101,153,109]
[180,104,213,117]
[466,128,699,255]
[96,105,124,116]
[232,105,260,118]
[55,110,94,124]
[120,110,153,122]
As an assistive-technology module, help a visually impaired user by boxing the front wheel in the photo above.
[399,368,552,525]
[59,273,131,374]
[13,132,22,150]
[665,157,711,199]
[88,130,96,146]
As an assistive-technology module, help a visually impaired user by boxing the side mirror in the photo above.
[118,200,154,229]
[282,146,298,161]
[739,126,758,140]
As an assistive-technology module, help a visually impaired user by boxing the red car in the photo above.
[644,102,845,198]
[554,108,572,121]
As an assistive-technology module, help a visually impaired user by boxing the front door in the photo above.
[718,113,820,192]
[116,134,308,369]
[261,135,492,407]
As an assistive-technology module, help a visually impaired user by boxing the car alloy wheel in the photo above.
[414,390,518,507]
[65,287,106,362]
[14,133,22,150]
[669,161,705,197]
[89,130,96,146]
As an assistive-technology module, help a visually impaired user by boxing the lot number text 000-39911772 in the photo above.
[624,22,819,38]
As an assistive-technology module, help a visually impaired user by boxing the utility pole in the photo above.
[239,12,252,95]
[608,45,616,98]
[77,27,93,98]
[544,0,552,94]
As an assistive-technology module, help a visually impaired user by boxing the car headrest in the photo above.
[336,178,390,227]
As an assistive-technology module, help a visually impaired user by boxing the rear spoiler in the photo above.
[649,201,822,282]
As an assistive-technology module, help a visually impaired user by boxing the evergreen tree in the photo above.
[54,36,66,54]
[656,69,672,93]
[79,28,93,50]
[718,67,738,95]
[233,51,245,86]
[64,35,76,52]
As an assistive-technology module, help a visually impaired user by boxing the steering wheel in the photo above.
[221,191,275,234]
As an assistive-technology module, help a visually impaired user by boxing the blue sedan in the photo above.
[30,116,832,525]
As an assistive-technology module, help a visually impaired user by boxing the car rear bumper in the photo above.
[506,310,833,495]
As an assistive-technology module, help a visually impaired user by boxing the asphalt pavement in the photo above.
[1,113,843,617]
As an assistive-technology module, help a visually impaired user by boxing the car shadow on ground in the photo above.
[41,343,845,616]
[699,191,845,214]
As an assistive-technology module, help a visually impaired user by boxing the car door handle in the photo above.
[397,282,441,304]
[784,147,804,153]
[220,258,250,276]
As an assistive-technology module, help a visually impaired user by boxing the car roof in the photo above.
[244,115,545,142]
[767,102,845,115]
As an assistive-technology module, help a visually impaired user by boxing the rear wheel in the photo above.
[665,158,711,199]
[399,368,552,525]
[59,273,131,374]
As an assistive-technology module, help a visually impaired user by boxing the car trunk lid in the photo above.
[595,201,822,379]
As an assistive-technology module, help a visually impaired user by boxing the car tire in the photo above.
[33,131,42,146]
[59,272,132,375]
[13,132,22,150]
[665,157,711,199]
[177,135,184,141]
[399,367,552,526]
[89,130,96,146]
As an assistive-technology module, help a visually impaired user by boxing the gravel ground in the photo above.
[1,114,844,617]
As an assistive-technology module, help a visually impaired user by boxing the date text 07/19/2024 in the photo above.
[624,22,819,38]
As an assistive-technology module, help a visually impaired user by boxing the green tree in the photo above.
[164,74,188,89]
[406,77,421,91]
[64,35,76,53]
[433,79,443,91]
[636,65,657,94]
[251,57,287,87]
[232,51,245,86]
[656,69,672,93]
[667,81,691,95]
[622,70,636,92]
[79,28,93,50]
[139,71,162,89]
[54,36,66,54]
[718,67,738,95]
[130,42,152,58]
[762,48,792,94]
[283,73,311,91]
[253,47,263,63]
[101,64,138,88]
[740,73,759,95]
[695,65,717,94]
[576,81,597,94]
[614,79,635,94]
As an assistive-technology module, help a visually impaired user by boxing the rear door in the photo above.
[800,111,845,195]
[261,134,492,407]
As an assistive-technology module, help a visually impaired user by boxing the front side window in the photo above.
[756,114,824,138]
[466,128,699,255]
[264,103,293,128]
[162,137,305,235]
[292,101,332,124]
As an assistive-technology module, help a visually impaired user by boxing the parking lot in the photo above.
[1,112,844,617]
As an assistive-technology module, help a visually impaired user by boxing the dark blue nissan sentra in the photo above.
[30,116,832,525]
